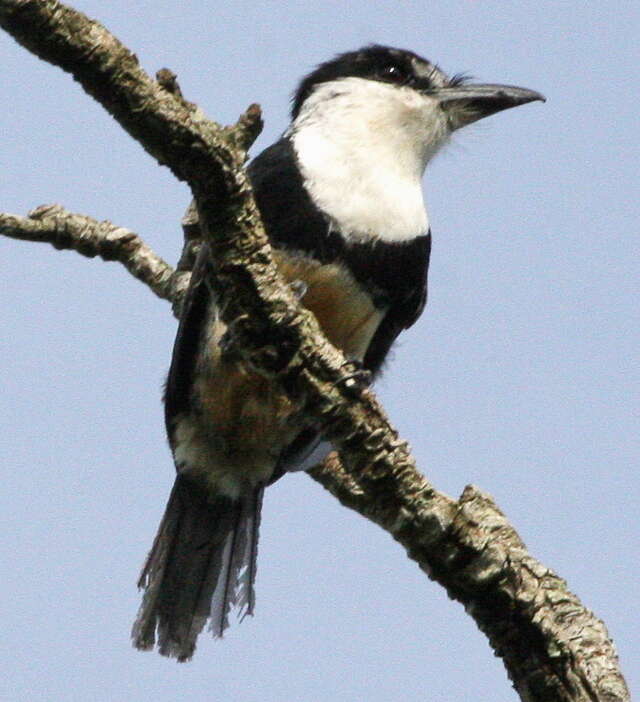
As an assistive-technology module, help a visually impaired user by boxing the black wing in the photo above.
[165,137,321,441]
[247,137,338,258]
[164,246,211,440]
[362,232,431,374]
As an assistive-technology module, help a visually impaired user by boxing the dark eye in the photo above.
[380,65,409,84]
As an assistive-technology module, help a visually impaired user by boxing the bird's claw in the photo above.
[289,279,308,300]
[338,360,372,393]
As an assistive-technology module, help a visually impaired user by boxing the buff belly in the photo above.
[171,250,385,498]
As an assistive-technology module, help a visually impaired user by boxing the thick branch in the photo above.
[0,2,629,700]
[310,456,629,702]
[0,0,263,207]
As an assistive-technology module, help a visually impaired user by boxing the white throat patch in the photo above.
[290,77,450,244]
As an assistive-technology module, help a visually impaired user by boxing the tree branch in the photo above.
[311,456,629,701]
[0,1,629,699]
[0,204,190,312]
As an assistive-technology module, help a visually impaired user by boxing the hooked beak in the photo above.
[435,83,545,130]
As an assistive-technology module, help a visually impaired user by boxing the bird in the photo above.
[131,44,544,661]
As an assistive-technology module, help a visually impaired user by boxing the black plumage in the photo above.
[291,44,440,118]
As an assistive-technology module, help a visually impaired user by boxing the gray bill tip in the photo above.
[437,83,546,129]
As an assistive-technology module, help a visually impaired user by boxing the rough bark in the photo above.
[0,204,190,313]
[0,1,630,700]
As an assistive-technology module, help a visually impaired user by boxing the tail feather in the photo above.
[132,476,263,661]
[240,487,263,617]
[216,486,263,630]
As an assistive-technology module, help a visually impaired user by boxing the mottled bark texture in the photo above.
[0,1,629,699]
[0,205,190,313]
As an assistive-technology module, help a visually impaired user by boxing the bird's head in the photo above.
[291,45,544,167]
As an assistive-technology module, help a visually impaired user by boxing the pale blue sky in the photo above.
[1,1,637,700]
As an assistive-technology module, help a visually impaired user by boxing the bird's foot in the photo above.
[337,360,372,394]
[289,279,308,300]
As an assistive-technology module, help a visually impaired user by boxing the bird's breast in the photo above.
[273,249,385,359]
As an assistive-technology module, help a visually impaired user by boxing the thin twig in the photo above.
[0,205,190,314]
